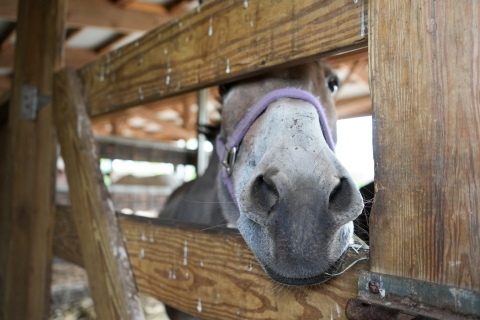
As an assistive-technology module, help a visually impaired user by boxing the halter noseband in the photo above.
[215,87,335,204]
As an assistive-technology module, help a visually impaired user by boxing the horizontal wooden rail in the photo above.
[54,206,369,319]
[95,135,197,165]
[79,0,368,117]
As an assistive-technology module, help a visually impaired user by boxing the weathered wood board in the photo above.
[53,68,145,319]
[95,135,197,165]
[369,1,480,290]
[80,0,368,117]
[0,0,65,318]
[0,0,169,32]
[54,206,369,320]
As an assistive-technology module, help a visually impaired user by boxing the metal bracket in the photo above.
[222,146,237,176]
[20,85,50,120]
[346,271,480,320]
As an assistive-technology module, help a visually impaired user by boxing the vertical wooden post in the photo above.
[0,0,65,319]
[369,1,480,290]
[196,88,209,176]
[53,68,145,320]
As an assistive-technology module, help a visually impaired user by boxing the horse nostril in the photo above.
[328,177,352,212]
[250,175,279,215]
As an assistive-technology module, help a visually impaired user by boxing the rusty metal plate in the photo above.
[345,271,480,320]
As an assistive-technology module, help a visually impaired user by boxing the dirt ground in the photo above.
[49,258,170,320]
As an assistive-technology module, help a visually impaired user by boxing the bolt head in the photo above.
[368,279,381,294]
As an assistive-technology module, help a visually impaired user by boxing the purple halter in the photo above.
[215,87,335,205]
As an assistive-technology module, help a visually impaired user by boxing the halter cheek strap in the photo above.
[215,87,335,205]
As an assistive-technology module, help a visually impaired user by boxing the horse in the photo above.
[160,59,365,318]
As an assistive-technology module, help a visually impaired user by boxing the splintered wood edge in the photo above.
[77,0,368,117]
[54,206,369,319]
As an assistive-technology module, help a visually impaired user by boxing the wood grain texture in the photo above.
[95,136,197,165]
[0,0,170,32]
[120,215,368,320]
[369,1,480,290]
[0,45,100,70]
[54,206,84,267]
[53,207,369,320]
[80,0,368,117]
[0,90,9,124]
[0,0,65,318]
[53,68,145,320]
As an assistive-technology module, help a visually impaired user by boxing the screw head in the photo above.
[368,279,381,294]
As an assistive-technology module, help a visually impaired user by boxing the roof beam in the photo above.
[112,0,135,7]
[95,33,131,55]
[126,106,194,140]
[0,26,15,49]
[123,2,169,15]
[0,45,98,70]
[0,0,171,33]
[327,47,368,69]
[0,76,11,92]
[336,95,372,119]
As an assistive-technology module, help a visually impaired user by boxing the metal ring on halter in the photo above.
[222,146,237,176]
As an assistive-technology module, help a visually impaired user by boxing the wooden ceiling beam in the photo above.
[65,28,83,44]
[123,126,184,142]
[112,0,135,7]
[335,59,368,100]
[168,0,196,16]
[0,27,15,49]
[127,106,194,140]
[0,0,171,33]
[0,89,10,124]
[0,45,98,70]
[95,33,130,55]
[0,76,11,93]
[336,95,372,119]
[124,2,169,15]
[327,47,368,69]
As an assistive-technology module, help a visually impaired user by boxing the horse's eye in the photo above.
[326,75,339,95]
[219,83,233,97]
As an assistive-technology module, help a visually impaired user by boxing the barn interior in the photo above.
[2,0,479,319]
[20,0,480,320]
[0,0,372,215]
[1,0,375,319]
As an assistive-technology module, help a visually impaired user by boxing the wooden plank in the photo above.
[336,95,371,119]
[53,206,84,267]
[0,0,65,318]
[0,93,9,320]
[113,0,136,7]
[126,106,194,139]
[0,45,100,70]
[0,0,170,32]
[369,1,480,290]
[95,135,197,165]
[124,1,169,15]
[53,68,145,319]
[53,206,369,320]
[0,77,11,93]
[0,89,9,125]
[0,27,15,49]
[327,47,368,69]
[79,0,368,117]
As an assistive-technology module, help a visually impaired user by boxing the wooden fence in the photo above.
[1,0,478,319]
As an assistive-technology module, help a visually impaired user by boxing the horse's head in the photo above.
[216,60,364,286]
